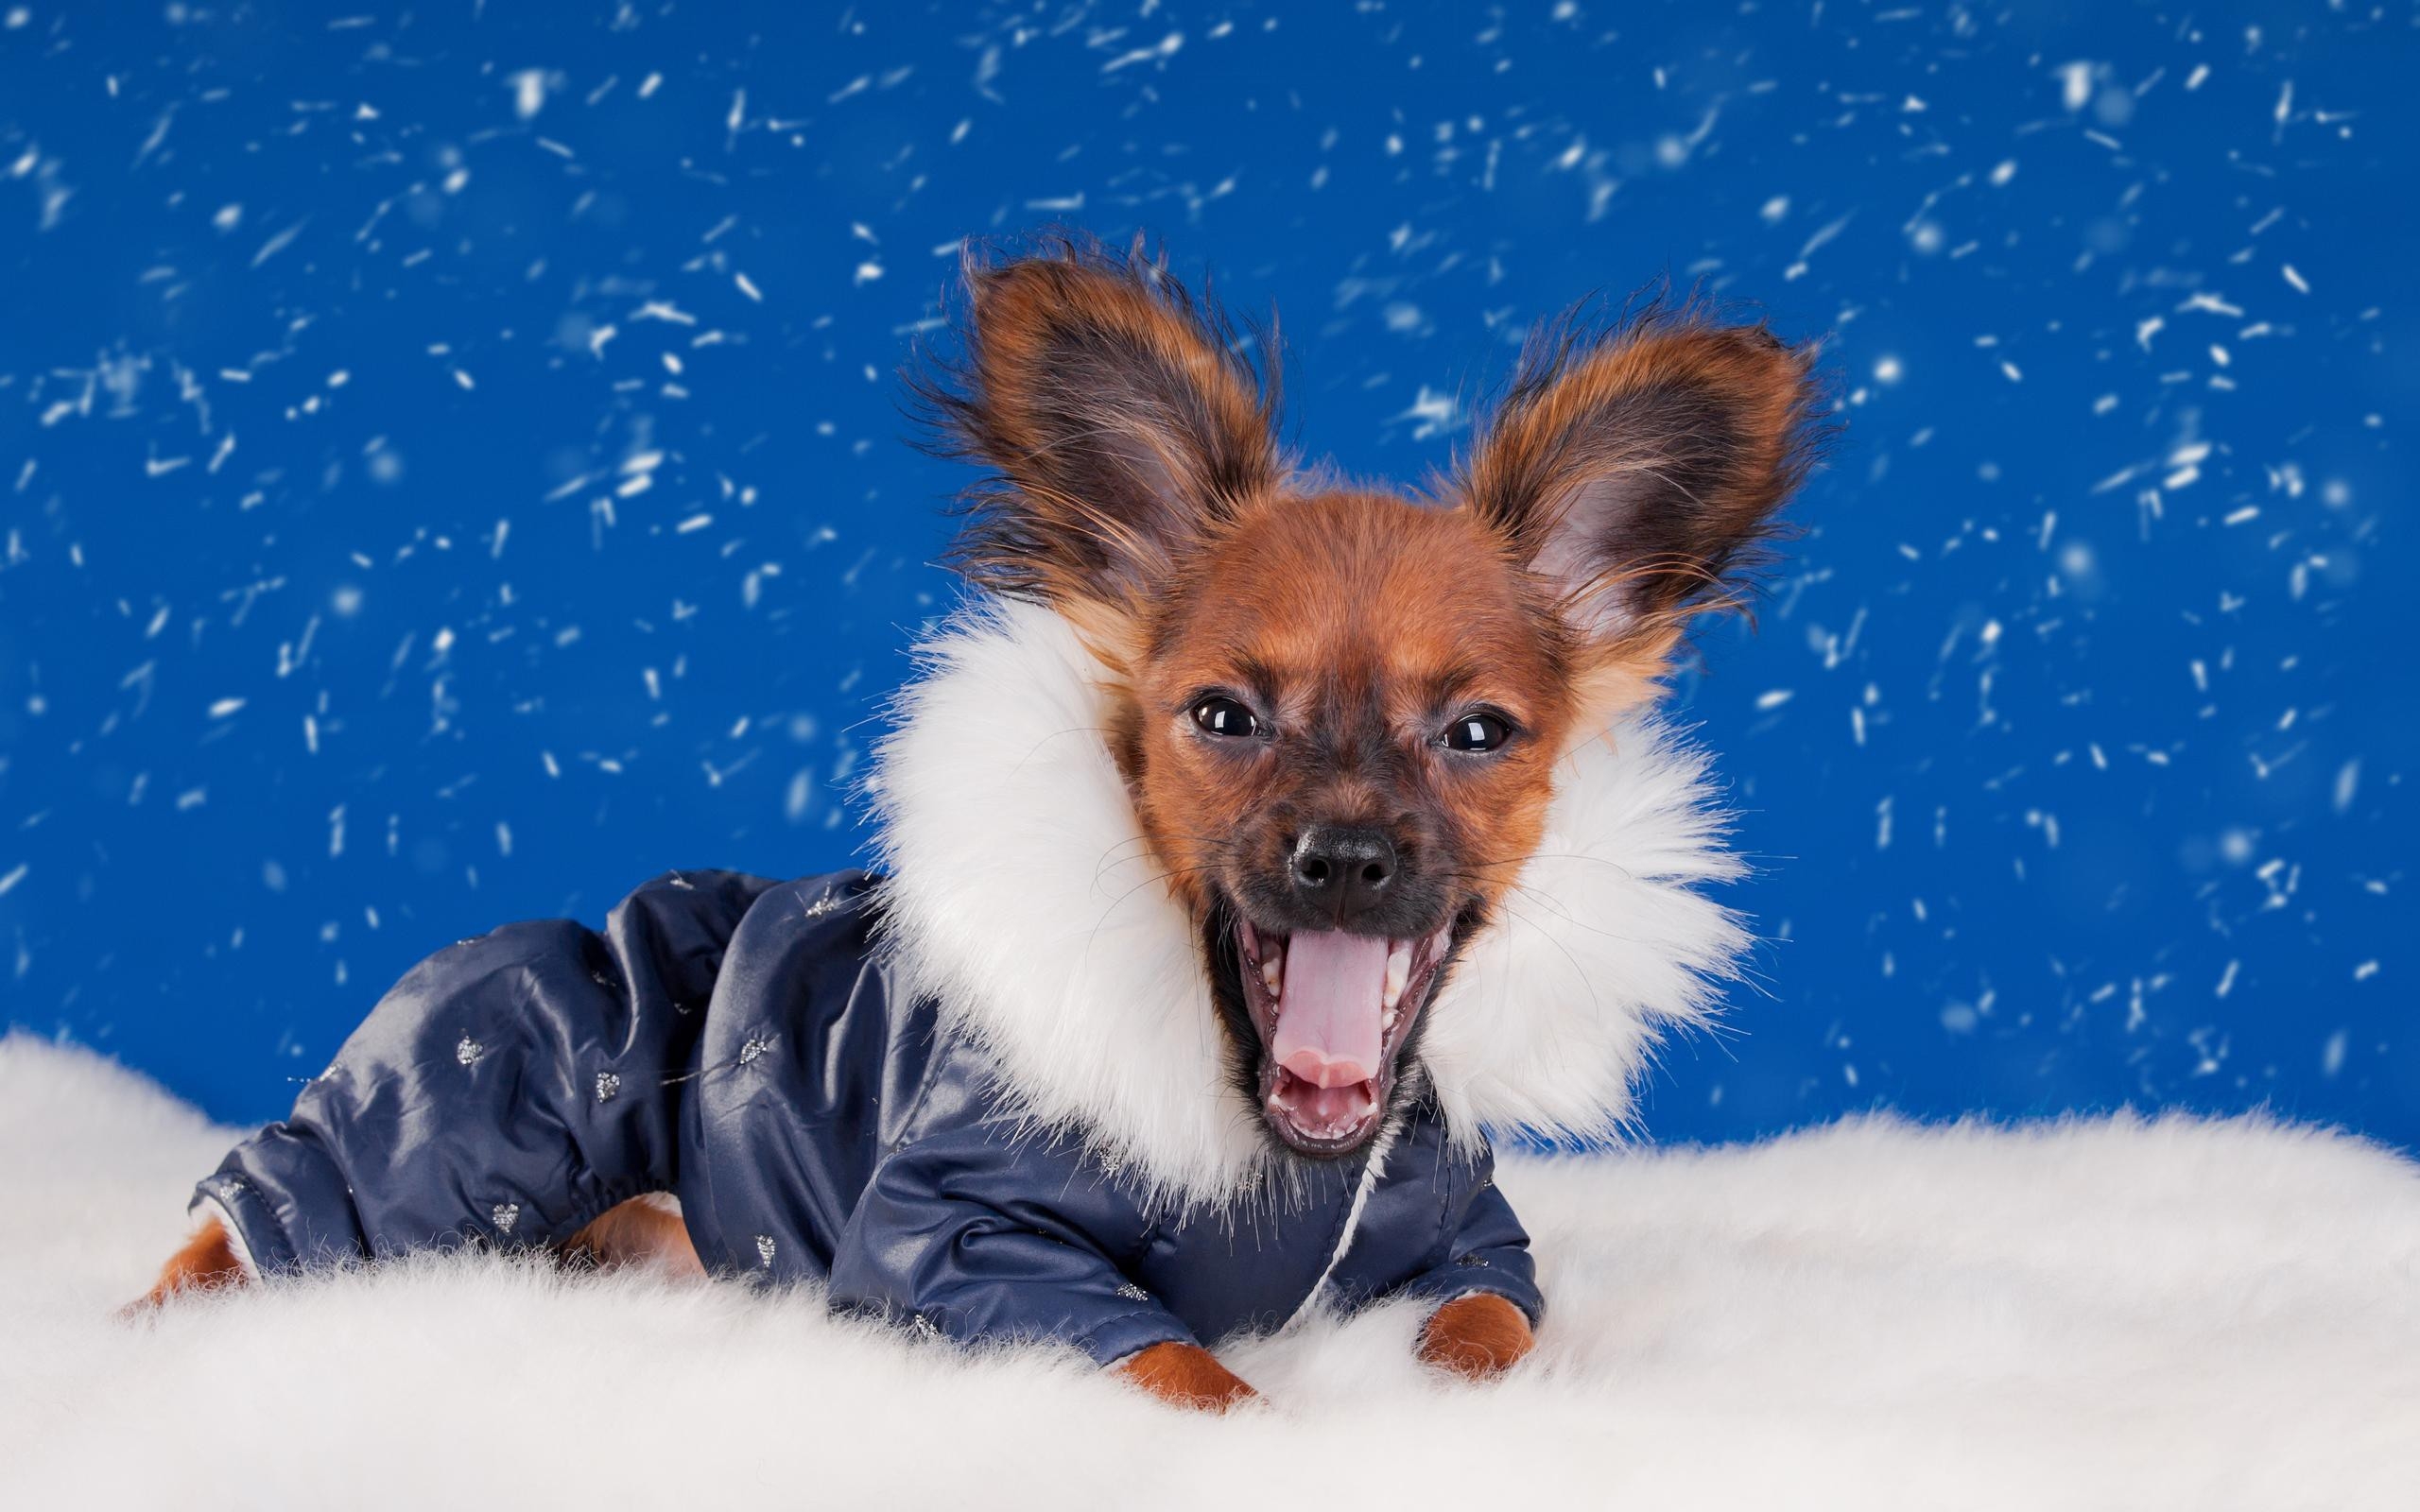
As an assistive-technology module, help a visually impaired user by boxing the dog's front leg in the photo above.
[1113,1341,1258,1412]
[122,1216,250,1315]
[1415,1292,1534,1380]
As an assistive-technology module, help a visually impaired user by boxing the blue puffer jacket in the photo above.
[195,602,1752,1364]
[196,868,1542,1366]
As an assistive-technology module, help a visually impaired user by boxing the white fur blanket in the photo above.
[4,1034,2415,1510]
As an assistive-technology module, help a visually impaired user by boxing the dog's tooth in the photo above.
[1382,1007,1399,1034]
[1383,939,1409,1009]
[1261,947,1283,1000]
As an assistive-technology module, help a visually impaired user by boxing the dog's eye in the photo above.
[1443,712,1512,753]
[1191,696,1261,738]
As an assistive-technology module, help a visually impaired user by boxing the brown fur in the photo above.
[912,234,1283,631]
[921,237,1824,985]
[1461,293,1828,650]
[1113,1340,1260,1411]
[1416,1292,1537,1379]
[1126,490,1580,931]
[130,1196,702,1315]
[562,1194,705,1279]
[124,1215,249,1314]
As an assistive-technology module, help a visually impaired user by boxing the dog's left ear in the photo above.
[1462,301,1826,651]
[915,241,1281,630]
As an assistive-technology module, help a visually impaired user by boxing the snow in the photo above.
[6,1035,2418,1508]
[0,3,2411,1155]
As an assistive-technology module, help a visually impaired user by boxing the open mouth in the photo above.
[1228,912,1458,1158]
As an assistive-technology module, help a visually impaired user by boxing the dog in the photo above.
[133,237,1824,1412]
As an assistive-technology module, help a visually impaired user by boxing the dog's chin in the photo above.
[1206,899,1464,1160]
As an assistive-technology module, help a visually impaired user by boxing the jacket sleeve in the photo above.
[194,869,781,1277]
[825,1119,1197,1368]
[1386,1146,1546,1325]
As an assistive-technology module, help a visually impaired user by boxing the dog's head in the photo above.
[916,240,1822,1162]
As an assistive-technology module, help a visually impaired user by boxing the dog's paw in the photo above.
[1415,1292,1534,1380]
[1113,1341,1260,1412]
[120,1217,250,1319]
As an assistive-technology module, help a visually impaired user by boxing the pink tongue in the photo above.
[1270,930,1388,1089]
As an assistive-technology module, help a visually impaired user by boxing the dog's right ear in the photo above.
[915,241,1281,627]
[1461,298,1825,649]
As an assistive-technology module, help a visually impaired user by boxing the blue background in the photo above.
[3,2,2411,1150]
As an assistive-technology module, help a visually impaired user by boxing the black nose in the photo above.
[1289,826,1397,925]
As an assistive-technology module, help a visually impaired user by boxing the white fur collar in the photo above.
[867,599,1749,1207]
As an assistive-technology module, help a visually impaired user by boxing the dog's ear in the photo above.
[1462,300,1826,651]
[916,242,1281,624]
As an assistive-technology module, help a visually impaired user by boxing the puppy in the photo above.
[135,238,1823,1412]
